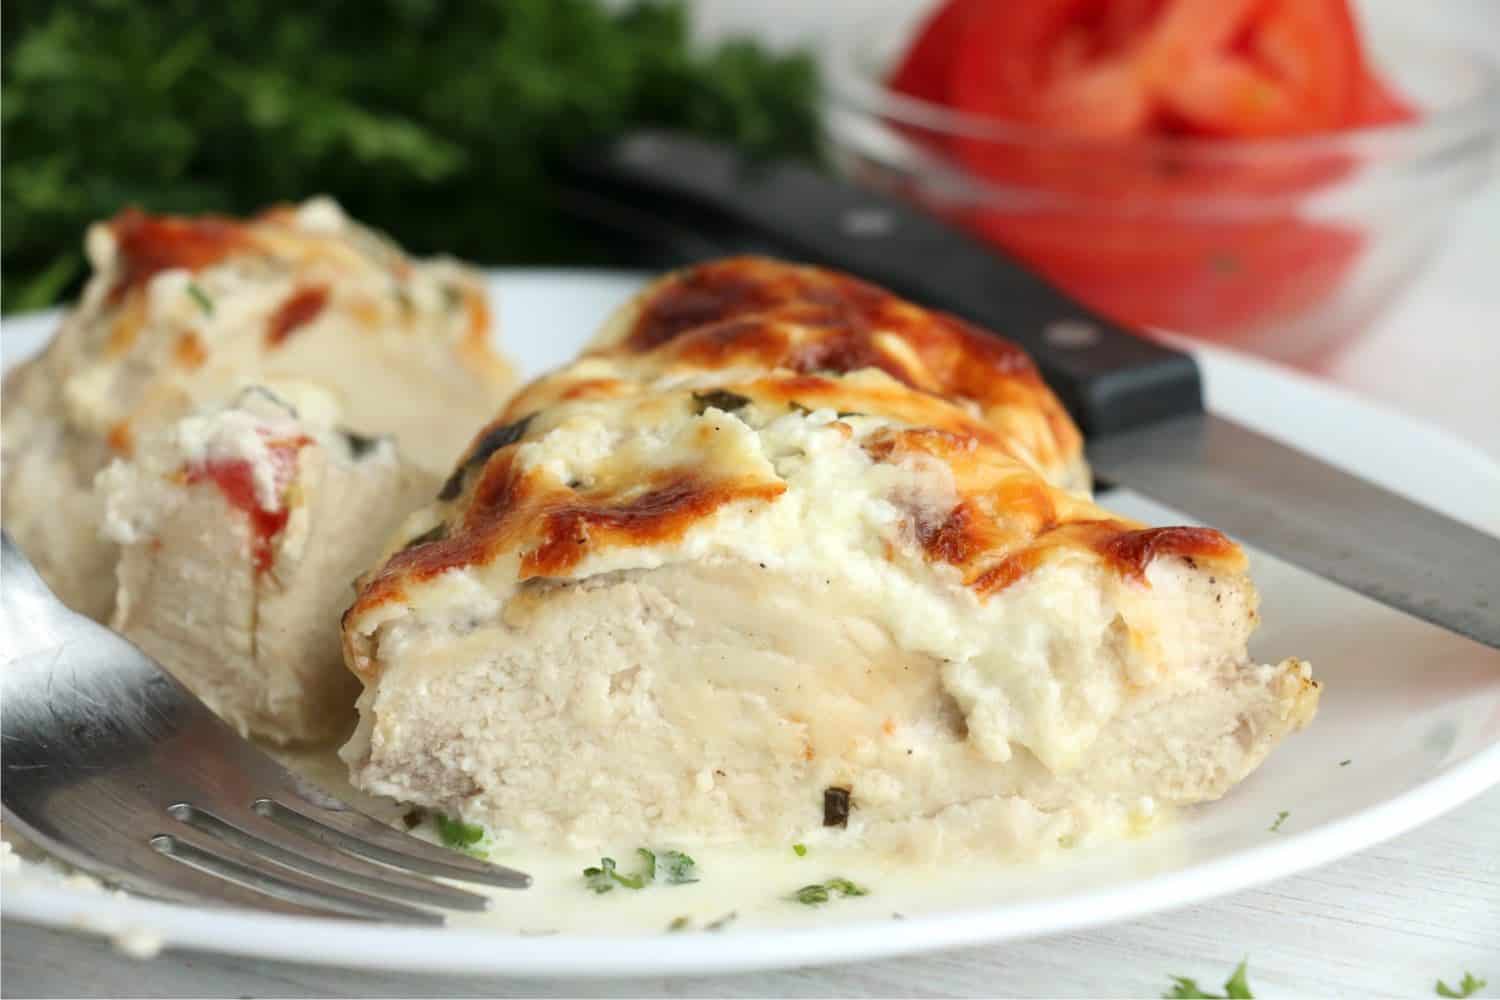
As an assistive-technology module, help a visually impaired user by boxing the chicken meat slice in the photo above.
[2,198,515,619]
[100,389,436,744]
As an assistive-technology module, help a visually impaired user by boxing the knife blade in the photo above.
[556,130,1500,649]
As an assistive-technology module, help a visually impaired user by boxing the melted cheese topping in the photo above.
[504,257,1085,491]
[25,197,514,476]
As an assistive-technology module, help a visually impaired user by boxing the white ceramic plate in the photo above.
[3,270,1498,977]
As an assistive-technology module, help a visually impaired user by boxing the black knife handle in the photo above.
[562,130,1203,437]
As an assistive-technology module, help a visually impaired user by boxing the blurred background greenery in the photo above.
[0,0,822,312]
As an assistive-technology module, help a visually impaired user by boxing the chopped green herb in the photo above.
[434,812,484,850]
[186,282,214,315]
[836,411,863,419]
[1269,811,1289,832]
[1437,972,1487,998]
[788,876,869,906]
[584,848,694,893]
[824,877,868,898]
[1057,834,1077,849]
[667,915,691,933]
[1340,759,1352,766]
[791,883,829,905]
[792,843,807,857]
[691,390,751,415]
[660,850,699,884]
[582,857,638,893]
[1163,959,1254,999]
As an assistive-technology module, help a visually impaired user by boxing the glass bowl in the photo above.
[823,8,1500,363]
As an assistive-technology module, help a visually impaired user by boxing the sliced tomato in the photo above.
[888,0,983,106]
[967,206,1362,337]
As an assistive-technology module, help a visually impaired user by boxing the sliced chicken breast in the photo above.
[100,389,435,744]
[2,198,515,619]
[341,308,1317,856]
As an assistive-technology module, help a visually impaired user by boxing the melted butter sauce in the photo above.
[272,746,1186,936]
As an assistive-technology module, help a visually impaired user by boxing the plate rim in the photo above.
[3,267,1498,976]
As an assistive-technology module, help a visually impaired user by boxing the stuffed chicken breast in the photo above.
[99,389,435,744]
[2,198,515,619]
[340,259,1317,857]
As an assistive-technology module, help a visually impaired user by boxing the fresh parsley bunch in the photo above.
[1,0,821,311]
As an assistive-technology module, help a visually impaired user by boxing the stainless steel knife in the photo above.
[556,130,1500,649]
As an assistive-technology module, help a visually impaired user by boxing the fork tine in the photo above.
[164,803,491,911]
[2,807,389,923]
[148,830,442,924]
[255,798,531,888]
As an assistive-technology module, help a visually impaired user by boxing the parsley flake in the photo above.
[789,876,870,905]
[667,916,691,933]
[582,857,643,893]
[186,282,214,315]
[1269,811,1289,832]
[583,848,696,893]
[793,843,807,857]
[434,813,485,852]
[661,849,699,884]
[1163,959,1254,998]
[1340,759,1352,766]
[1437,972,1487,998]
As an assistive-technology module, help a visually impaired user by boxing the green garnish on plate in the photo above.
[582,848,698,893]
[789,876,869,906]
[433,812,485,852]
[1163,959,1254,998]
[1436,972,1487,998]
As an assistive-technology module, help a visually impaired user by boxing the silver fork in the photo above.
[0,531,529,923]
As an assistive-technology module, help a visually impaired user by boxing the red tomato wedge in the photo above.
[888,0,981,105]
[885,0,1418,339]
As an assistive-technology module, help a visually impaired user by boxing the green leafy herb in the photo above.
[1269,811,1289,832]
[1,0,822,312]
[691,390,751,415]
[583,858,619,894]
[581,856,644,893]
[186,281,215,315]
[667,915,690,933]
[788,876,870,906]
[434,813,485,851]
[792,843,807,857]
[583,847,695,893]
[791,883,830,905]
[660,849,699,884]
[1437,972,1487,998]
[1163,959,1254,999]
[1340,759,1352,766]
